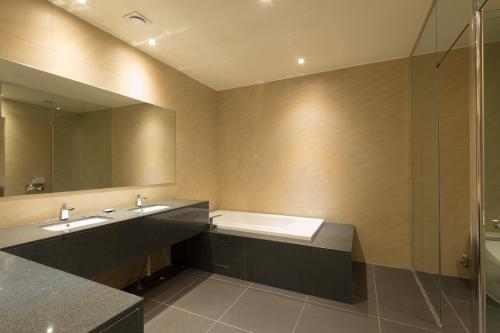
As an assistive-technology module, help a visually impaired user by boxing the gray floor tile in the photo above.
[144,305,214,333]
[221,288,304,333]
[208,273,252,287]
[441,276,471,302]
[143,299,162,316]
[295,303,379,333]
[378,287,437,329]
[440,301,467,333]
[374,265,419,291]
[380,319,438,332]
[169,277,246,319]
[209,323,250,333]
[308,282,378,316]
[447,298,471,332]
[143,271,201,303]
[416,271,441,315]
[251,282,307,300]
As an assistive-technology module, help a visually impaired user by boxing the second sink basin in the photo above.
[40,216,114,232]
[130,204,170,213]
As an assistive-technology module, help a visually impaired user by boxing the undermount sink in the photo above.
[130,204,170,213]
[40,216,114,232]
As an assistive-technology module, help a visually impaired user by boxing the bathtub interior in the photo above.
[209,210,324,241]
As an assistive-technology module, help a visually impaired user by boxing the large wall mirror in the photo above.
[0,58,175,197]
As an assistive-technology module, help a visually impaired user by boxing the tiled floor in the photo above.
[131,263,469,333]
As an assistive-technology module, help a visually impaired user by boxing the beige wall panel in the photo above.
[0,0,218,231]
[217,58,412,268]
[111,104,175,187]
[438,46,471,278]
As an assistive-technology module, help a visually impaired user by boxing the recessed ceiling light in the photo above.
[298,58,305,65]
[76,0,87,4]
[148,38,156,46]
[56,107,61,110]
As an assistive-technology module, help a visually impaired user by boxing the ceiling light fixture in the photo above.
[298,58,305,65]
[148,38,156,46]
[76,0,87,4]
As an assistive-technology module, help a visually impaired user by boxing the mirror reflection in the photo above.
[0,59,175,197]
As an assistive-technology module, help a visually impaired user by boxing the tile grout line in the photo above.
[291,295,308,333]
[379,317,441,332]
[206,282,254,333]
[412,270,442,328]
[305,299,379,319]
[441,290,469,333]
[143,299,164,317]
[144,273,253,332]
[371,265,382,333]
[249,285,306,302]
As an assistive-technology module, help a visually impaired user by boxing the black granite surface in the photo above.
[0,199,209,332]
[0,199,206,250]
[0,251,143,332]
[4,202,209,279]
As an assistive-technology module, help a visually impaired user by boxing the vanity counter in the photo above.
[0,199,206,250]
[0,251,143,332]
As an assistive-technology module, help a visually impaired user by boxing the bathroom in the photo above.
[0,0,498,332]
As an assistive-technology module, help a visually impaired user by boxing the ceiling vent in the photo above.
[123,11,152,26]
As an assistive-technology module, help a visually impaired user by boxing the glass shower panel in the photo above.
[436,24,474,331]
[483,7,500,332]
[411,3,442,321]
[436,0,472,64]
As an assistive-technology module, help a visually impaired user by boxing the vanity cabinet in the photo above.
[3,202,208,279]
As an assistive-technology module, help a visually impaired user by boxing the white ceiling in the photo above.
[51,0,433,91]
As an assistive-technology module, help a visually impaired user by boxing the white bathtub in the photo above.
[209,210,324,241]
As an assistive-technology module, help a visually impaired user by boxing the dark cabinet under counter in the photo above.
[3,201,209,279]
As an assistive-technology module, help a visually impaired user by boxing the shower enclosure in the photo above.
[410,0,476,331]
[411,0,500,332]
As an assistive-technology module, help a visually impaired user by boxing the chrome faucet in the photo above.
[135,194,147,208]
[59,203,75,221]
[209,215,222,231]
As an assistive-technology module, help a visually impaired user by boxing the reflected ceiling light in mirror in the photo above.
[148,38,156,46]
[298,58,305,65]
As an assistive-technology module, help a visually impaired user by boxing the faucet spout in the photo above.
[135,194,147,208]
[209,214,222,231]
[59,203,75,221]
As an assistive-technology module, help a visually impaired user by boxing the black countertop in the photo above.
[0,251,142,332]
[0,199,205,250]
[0,199,208,332]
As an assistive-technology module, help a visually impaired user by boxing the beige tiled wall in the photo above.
[0,0,218,228]
[217,59,412,268]
[438,45,472,278]
[111,104,175,187]
[0,0,473,275]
